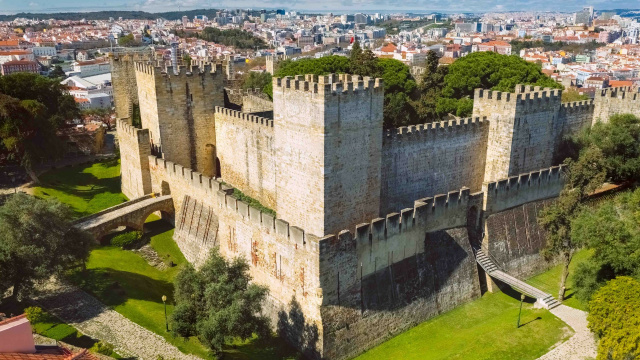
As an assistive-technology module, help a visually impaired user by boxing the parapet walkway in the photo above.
[73,194,174,240]
[475,249,561,309]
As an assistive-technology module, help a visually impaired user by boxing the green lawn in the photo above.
[355,291,572,360]
[31,159,297,360]
[69,216,298,360]
[33,158,128,218]
[526,249,593,311]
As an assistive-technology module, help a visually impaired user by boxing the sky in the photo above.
[0,0,637,15]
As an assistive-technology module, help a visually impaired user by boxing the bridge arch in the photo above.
[74,194,174,242]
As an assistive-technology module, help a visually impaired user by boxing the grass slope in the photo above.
[526,249,593,311]
[355,291,572,360]
[33,160,297,359]
[33,159,128,217]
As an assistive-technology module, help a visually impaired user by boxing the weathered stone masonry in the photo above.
[112,57,640,359]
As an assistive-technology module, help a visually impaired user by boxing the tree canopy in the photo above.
[572,188,640,302]
[189,27,267,49]
[268,51,560,127]
[587,276,640,360]
[573,114,640,183]
[242,71,273,98]
[0,73,78,181]
[437,51,562,117]
[0,194,91,301]
[171,248,270,354]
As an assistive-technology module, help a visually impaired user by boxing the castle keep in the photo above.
[112,54,640,359]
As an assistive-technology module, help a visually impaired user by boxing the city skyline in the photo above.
[0,0,637,16]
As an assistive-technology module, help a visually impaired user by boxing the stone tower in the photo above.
[473,85,563,183]
[273,74,384,236]
[110,52,150,119]
[134,61,225,177]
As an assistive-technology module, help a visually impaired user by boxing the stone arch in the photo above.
[77,195,175,242]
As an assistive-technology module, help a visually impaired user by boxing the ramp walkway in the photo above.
[73,194,174,240]
[475,248,561,309]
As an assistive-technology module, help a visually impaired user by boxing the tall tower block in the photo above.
[135,62,225,177]
[110,53,148,119]
[273,74,384,236]
[473,85,562,183]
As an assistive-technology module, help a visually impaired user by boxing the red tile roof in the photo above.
[0,347,99,360]
[380,43,397,53]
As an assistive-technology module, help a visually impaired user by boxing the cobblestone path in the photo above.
[537,304,598,360]
[34,279,201,360]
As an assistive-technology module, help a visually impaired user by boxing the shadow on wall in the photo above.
[277,297,320,359]
[361,228,473,311]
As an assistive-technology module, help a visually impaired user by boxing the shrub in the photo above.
[90,341,114,355]
[110,231,143,249]
[24,306,47,323]
[588,276,640,360]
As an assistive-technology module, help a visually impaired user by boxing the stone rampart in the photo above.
[117,119,151,199]
[135,61,224,176]
[146,154,324,356]
[316,187,479,360]
[214,106,276,210]
[110,53,148,119]
[593,87,640,124]
[273,73,384,237]
[559,100,595,135]
[482,165,565,214]
[381,117,488,213]
[242,93,274,114]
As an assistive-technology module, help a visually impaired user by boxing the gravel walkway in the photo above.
[34,279,201,360]
[537,305,598,360]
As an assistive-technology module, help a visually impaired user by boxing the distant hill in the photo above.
[0,9,263,22]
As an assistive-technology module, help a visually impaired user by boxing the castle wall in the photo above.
[273,74,385,237]
[136,63,225,176]
[117,119,151,199]
[110,54,143,119]
[317,188,480,360]
[473,86,562,183]
[135,63,161,151]
[242,93,274,114]
[214,107,277,210]
[146,155,324,355]
[481,166,564,278]
[510,87,562,176]
[484,198,553,279]
[593,87,640,124]
[559,100,594,136]
[380,118,489,214]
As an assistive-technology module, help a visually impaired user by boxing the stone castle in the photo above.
[111,52,640,360]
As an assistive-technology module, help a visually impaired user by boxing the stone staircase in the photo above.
[475,249,561,310]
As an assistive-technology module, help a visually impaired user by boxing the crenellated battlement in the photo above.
[560,100,595,112]
[148,154,320,252]
[224,88,264,96]
[134,61,224,78]
[216,190,321,254]
[597,86,637,98]
[384,117,488,142]
[320,187,470,250]
[483,165,565,214]
[474,86,562,106]
[214,106,274,127]
[116,118,149,142]
[273,73,384,96]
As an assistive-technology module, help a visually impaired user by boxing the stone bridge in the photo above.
[73,194,174,241]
